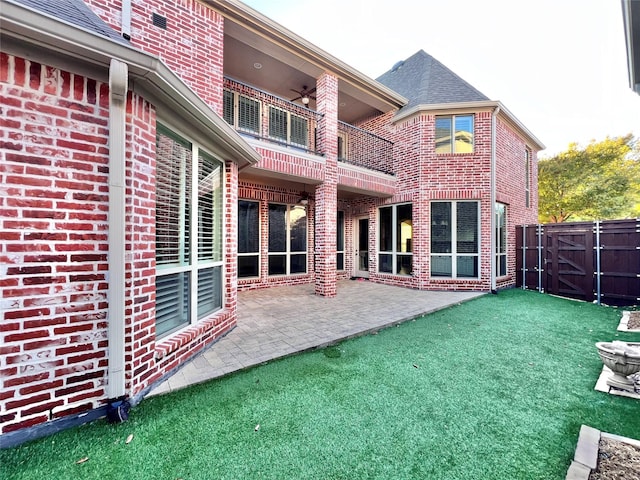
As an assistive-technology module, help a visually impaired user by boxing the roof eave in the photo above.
[393,101,545,151]
[205,0,408,110]
[0,0,260,167]
[622,0,640,94]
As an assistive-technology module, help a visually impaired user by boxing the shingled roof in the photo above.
[11,0,128,44]
[377,50,489,110]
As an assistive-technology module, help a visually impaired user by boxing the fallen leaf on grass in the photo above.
[413,364,419,368]
[76,457,89,464]
[125,434,134,444]
[254,424,260,431]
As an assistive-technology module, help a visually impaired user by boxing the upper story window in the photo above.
[524,149,531,208]
[269,106,308,148]
[435,114,474,154]
[223,90,260,135]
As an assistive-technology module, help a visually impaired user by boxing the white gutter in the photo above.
[490,105,501,294]
[107,59,128,400]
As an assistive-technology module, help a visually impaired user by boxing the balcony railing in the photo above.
[337,121,394,175]
[223,77,394,175]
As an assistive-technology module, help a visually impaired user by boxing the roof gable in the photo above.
[377,50,489,109]
[11,0,128,44]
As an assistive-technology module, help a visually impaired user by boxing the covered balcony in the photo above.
[219,1,405,183]
[223,78,395,176]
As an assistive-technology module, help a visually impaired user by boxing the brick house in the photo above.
[0,0,543,447]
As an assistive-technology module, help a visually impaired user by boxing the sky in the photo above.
[243,0,640,157]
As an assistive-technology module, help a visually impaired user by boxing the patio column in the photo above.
[314,72,338,297]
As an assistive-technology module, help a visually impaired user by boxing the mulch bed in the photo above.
[589,437,640,480]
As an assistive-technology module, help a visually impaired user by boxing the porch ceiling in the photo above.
[222,15,404,124]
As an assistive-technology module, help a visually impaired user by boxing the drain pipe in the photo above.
[121,0,132,40]
[490,104,501,294]
[106,59,129,420]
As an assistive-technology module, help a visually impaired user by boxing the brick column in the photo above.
[314,73,338,296]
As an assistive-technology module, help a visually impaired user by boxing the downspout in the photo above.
[107,59,128,417]
[490,105,501,294]
[121,0,132,40]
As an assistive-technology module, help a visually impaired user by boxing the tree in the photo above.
[538,135,640,222]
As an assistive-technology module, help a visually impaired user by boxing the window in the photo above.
[222,90,260,135]
[524,149,531,208]
[238,200,260,278]
[337,211,345,270]
[269,106,308,148]
[155,125,223,338]
[268,204,307,275]
[435,115,474,154]
[496,203,507,277]
[430,201,479,278]
[378,204,413,275]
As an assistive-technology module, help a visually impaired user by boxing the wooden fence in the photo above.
[516,219,640,306]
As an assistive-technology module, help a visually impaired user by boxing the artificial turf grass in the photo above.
[2,289,639,480]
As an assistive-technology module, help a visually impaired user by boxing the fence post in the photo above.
[537,223,544,293]
[521,224,526,290]
[594,220,601,305]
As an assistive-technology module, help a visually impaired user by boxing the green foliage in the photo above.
[538,135,640,222]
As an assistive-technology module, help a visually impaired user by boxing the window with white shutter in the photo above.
[155,125,224,338]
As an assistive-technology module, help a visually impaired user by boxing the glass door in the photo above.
[354,216,369,278]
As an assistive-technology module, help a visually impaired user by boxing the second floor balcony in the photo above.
[223,78,394,176]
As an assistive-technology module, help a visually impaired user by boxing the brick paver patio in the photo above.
[148,280,484,396]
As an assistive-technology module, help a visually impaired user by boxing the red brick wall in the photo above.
[356,108,536,292]
[495,118,539,289]
[1,54,111,434]
[85,0,224,114]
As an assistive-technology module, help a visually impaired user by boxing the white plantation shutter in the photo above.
[156,129,191,267]
[155,125,224,338]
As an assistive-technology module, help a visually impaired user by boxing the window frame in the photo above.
[378,203,413,276]
[337,210,345,270]
[524,149,531,208]
[430,200,480,279]
[268,106,309,149]
[435,114,475,154]
[155,123,225,339]
[495,203,507,278]
[222,90,261,136]
[238,199,261,279]
[267,203,308,276]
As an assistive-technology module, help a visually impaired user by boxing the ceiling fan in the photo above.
[290,85,316,105]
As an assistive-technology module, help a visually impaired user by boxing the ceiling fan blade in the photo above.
[291,95,302,102]
[290,88,302,94]
[308,87,316,95]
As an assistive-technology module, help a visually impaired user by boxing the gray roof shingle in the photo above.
[377,50,489,109]
[11,0,128,44]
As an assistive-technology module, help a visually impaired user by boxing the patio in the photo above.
[148,280,484,396]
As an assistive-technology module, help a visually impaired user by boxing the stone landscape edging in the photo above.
[565,424,640,480]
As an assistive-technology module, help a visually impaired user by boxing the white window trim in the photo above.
[238,199,261,279]
[495,203,507,278]
[267,203,308,276]
[378,203,413,276]
[155,123,226,338]
[430,200,480,279]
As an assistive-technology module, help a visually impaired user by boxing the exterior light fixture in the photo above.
[301,95,310,105]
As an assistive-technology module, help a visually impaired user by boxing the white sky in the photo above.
[243,0,640,157]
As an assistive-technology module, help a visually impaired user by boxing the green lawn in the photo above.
[2,289,639,480]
